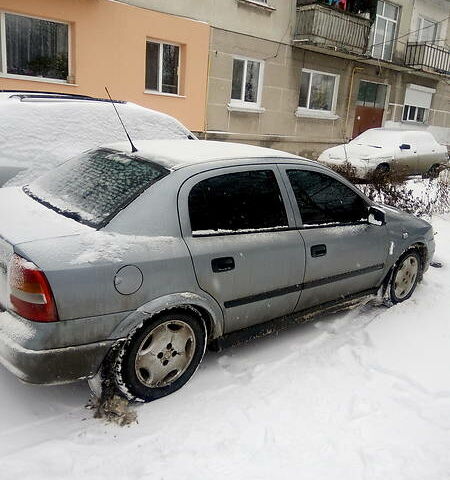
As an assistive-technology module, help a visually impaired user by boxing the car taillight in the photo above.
[9,254,59,323]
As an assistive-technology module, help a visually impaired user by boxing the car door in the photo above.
[395,133,419,174]
[279,165,389,311]
[178,164,306,334]
[414,133,442,173]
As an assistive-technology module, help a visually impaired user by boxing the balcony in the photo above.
[294,3,372,55]
[405,43,450,76]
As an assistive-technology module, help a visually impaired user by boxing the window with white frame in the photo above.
[145,40,180,95]
[371,1,399,61]
[0,12,69,81]
[298,69,339,113]
[418,17,437,43]
[402,84,435,124]
[230,57,264,107]
[402,105,427,123]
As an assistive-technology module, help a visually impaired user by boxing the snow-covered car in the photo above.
[0,140,435,403]
[318,128,448,178]
[0,90,195,186]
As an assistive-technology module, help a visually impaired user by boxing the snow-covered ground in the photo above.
[0,195,449,479]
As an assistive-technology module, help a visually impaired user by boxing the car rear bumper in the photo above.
[0,310,114,384]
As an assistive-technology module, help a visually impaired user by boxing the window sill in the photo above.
[237,0,276,12]
[144,90,186,99]
[401,120,426,125]
[227,103,265,114]
[295,108,339,120]
[0,73,77,86]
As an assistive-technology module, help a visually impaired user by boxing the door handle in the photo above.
[311,244,327,258]
[211,257,235,272]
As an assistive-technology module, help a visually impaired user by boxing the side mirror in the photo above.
[400,144,411,150]
[368,206,386,226]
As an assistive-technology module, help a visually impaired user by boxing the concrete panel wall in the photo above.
[120,0,296,44]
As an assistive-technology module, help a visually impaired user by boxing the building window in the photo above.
[418,17,437,43]
[298,69,339,112]
[145,41,180,95]
[402,105,427,123]
[402,84,435,124]
[357,81,388,109]
[0,12,69,81]
[371,1,399,61]
[230,57,264,108]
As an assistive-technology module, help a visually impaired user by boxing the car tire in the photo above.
[425,164,441,179]
[389,250,422,304]
[375,163,390,175]
[114,311,207,403]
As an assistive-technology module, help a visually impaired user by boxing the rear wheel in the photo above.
[389,250,422,304]
[114,312,206,402]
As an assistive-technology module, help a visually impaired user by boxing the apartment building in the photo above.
[0,0,447,156]
[123,0,449,157]
[0,0,210,132]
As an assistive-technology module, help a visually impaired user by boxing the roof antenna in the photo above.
[104,86,137,153]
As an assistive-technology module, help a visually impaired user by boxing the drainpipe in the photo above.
[345,66,364,140]
[204,31,213,140]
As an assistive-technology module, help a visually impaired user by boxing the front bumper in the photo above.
[0,310,114,384]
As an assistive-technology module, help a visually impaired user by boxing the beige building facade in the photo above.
[123,0,449,157]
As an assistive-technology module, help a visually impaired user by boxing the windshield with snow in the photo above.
[24,148,168,228]
[352,130,400,148]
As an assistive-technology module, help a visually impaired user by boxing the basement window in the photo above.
[0,12,69,81]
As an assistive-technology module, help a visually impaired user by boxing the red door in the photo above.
[352,106,384,138]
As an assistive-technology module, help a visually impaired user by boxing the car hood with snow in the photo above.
[318,143,393,166]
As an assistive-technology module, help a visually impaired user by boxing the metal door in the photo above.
[353,105,384,138]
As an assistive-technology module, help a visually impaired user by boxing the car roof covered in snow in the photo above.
[355,127,438,139]
[103,139,305,170]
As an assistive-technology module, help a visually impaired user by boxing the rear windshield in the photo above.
[24,148,168,228]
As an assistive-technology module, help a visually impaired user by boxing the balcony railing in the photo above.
[405,43,450,76]
[294,3,372,55]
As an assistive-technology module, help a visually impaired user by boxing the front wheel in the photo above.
[114,312,206,402]
[425,164,441,179]
[389,250,422,304]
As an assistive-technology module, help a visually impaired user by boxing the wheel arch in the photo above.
[381,241,427,295]
[108,292,224,343]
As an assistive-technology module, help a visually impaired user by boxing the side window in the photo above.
[188,170,288,234]
[287,170,368,226]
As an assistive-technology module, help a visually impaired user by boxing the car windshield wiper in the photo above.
[354,143,382,148]
[23,186,85,224]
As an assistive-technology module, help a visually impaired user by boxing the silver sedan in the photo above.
[0,140,435,402]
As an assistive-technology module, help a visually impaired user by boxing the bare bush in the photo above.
[329,163,449,217]
[358,174,449,217]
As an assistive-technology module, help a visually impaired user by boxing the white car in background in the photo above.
[0,90,195,186]
[318,128,448,178]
